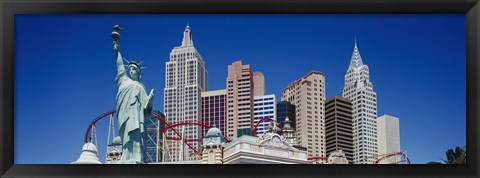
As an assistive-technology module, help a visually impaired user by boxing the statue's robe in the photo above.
[115,51,151,164]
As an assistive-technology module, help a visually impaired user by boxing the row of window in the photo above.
[254,106,274,111]
[253,102,274,106]
[254,97,274,102]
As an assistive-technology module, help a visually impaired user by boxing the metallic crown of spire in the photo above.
[349,37,364,69]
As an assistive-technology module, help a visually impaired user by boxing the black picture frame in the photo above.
[1,0,479,178]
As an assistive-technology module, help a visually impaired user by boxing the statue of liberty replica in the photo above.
[112,25,154,164]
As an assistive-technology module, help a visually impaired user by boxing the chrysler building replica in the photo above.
[163,24,208,162]
[342,39,378,164]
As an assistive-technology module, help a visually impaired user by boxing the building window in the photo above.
[208,151,215,164]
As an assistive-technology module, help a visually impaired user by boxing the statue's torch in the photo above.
[112,25,123,52]
[112,25,123,41]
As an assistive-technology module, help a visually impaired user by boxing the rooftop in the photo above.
[283,71,325,92]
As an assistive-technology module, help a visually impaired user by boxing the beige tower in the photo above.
[202,127,225,164]
[226,61,264,139]
[377,115,400,155]
[281,71,326,161]
[252,72,265,96]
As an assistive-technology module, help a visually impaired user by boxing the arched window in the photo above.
[208,150,215,164]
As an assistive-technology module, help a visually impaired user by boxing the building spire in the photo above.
[354,36,357,48]
[181,23,193,47]
[349,37,363,69]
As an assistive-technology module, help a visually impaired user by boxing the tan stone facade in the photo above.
[226,61,264,140]
[252,72,265,96]
[281,71,326,160]
[226,61,253,139]
[202,144,223,164]
[222,134,308,164]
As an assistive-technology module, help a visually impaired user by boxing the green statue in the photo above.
[112,25,154,164]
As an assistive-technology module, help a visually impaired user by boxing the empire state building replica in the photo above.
[342,39,378,164]
[163,24,208,162]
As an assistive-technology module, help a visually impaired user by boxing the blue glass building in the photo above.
[276,101,296,129]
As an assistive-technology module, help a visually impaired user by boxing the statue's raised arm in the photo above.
[112,25,126,78]
[112,25,153,164]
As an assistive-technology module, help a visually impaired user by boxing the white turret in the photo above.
[282,116,296,146]
[71,142,102,164]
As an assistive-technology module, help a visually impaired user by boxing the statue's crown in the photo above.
[124,58,147,71]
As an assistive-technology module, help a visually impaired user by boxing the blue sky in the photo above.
[14,14,466,164]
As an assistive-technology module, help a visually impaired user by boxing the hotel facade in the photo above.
[281,71,326,160]
[253,94,277,136]
[342,40,378,164]
[325,96,354,163]
[226,61,264,139]
[201,89,227,137]
[163,25,208,162]
[377,115,400,156]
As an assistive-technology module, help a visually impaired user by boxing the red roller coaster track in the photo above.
[253,117,283,137]
[160,120,212,153]
[84,109,230,154]
[161,121,212,138]
[86,110,366,163]
[84,109,116,143]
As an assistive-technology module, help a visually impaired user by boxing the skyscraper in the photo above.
[377,115,400,155]
[342,39,378,164]
[201,89,227,137]
[253,94,276,136]
[226,61,264,139]
[325,96,354,163]
[163,25,208,162]
[282,71,326,160]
